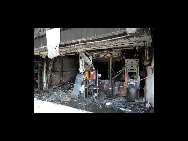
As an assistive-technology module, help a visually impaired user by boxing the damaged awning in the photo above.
[34,29,152,57]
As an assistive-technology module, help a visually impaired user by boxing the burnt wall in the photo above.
[51,55,79,85]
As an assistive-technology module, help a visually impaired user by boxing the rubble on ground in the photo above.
[34,84,154,113]
[34,84,72,104]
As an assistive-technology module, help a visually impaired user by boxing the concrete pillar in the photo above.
[146,53,154,107]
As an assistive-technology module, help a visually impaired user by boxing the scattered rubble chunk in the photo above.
[119,108,126,111]
[125,108,132,112]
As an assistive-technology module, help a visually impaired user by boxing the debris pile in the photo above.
[88,92,153,113]
[34,84,154,113]
[97,80,111,97]
[34,85,72,104]
[97,95,128,111]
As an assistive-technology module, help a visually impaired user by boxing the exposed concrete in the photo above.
[146,53,154,107]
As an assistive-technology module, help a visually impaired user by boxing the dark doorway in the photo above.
[93,61,108,80]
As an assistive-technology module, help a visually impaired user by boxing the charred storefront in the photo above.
[34,28,154,113]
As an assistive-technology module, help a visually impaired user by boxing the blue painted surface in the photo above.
[124,82,140,89]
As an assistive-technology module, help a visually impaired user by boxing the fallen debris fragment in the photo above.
[119,108,126,111]
[125,108,131,112]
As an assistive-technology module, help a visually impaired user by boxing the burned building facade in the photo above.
[34,28,154,110]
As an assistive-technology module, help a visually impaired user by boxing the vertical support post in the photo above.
[138,89,140,99]
[125,59,127,85]
[146,42,150,62]
[110,56,112,97]
[48,58,53,86]
[137,63,139,99]
[59,56,63,84]
[108,62,110,79]
[97,69,98,99]
[62,56,63,78]
[79,53,81,74]
[145,78,146,101]
[38,61,41,90]
[87,79,88,98]
[46,57,49,89]
[47,60,49,86]
[43,58,47,90]
[145,46,147,62]
[84,80,85,100]
[147,76,149,108]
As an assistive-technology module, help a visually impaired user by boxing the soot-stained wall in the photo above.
[50,55,79,85]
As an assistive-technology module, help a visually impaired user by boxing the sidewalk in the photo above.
[34,98,92,113]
